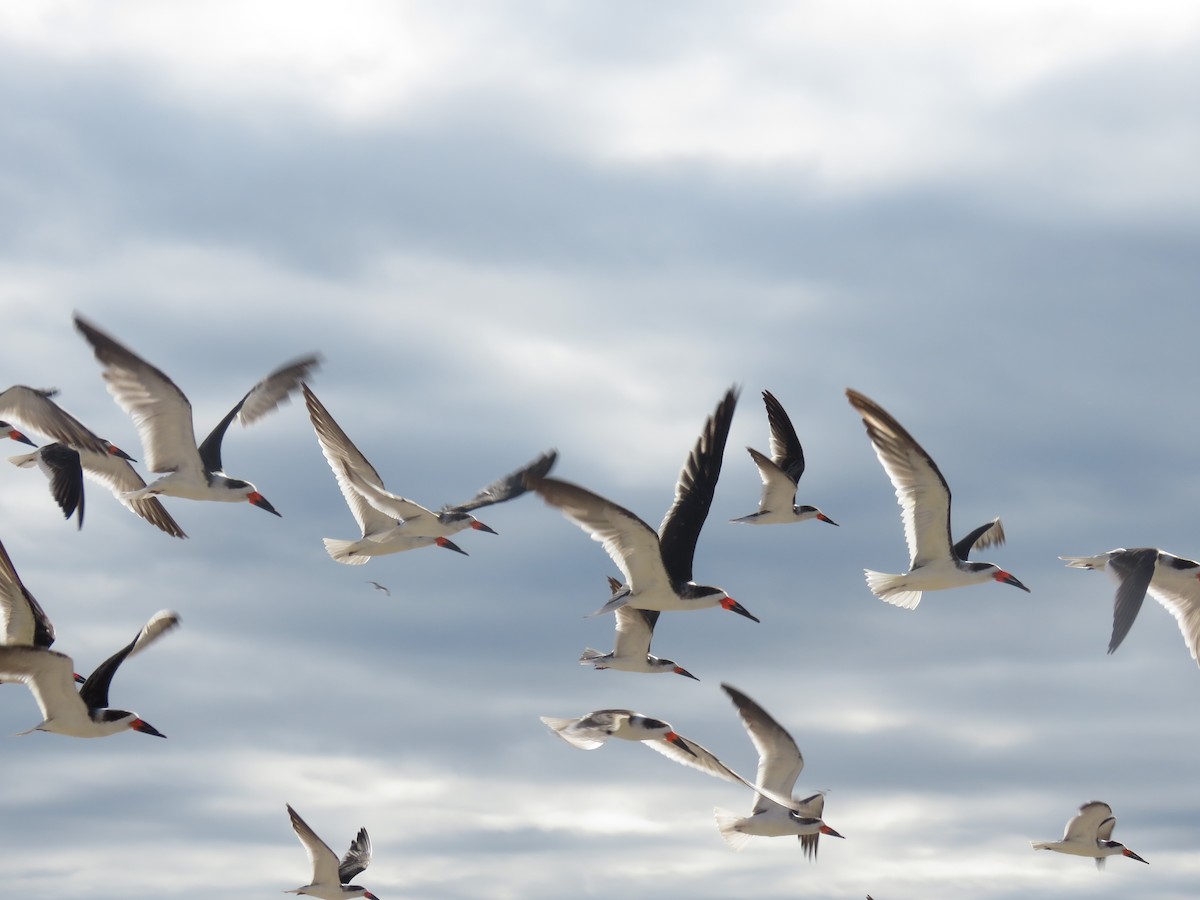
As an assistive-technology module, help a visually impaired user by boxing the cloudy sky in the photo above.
[1,2,1199,898]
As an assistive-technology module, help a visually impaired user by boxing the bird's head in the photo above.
[225,478,282,516]
[797,505,839,526]
[1106,841,1148,864]
[92,708,167,738]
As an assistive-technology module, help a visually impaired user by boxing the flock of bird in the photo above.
[1,313,1189,895]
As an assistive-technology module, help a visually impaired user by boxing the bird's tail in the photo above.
[586,587,632,617]
[7,451,37,468]
[578,648,606,666]
[1059,555,1110,571]
[713,808,752,851]
[1030,841,1052,850]
[728,512,761,524]
[864,570,922,609]
[539,716,604,750]
[324,538,369,565]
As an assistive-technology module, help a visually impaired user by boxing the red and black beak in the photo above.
[721,597,760,623]
[664,732,698,757]
[436,536,468,556]
[130,718,166,738]
[102,441,136,461]
[994,570,1030,593]
[247,491,281,517]
[5,428,35,447]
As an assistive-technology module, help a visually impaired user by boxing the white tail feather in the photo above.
[713,808,752,851]
[1030,841,1051,850]
[579,648,605,665]
[586,590,631,617]
[538,716,605,750]
[8,452,37,468]
[324,538,369,565]
[864,570,922,609]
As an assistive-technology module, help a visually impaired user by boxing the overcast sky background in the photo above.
[1,2,1199,898]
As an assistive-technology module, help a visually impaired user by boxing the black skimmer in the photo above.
[286,804,378,900]
[531,386,757,621]
[1061,548,1200,667]
[365,581,391,596]
[730,390,838,527]
[74,314,318,517]
[1,385,185,536]
[0,385,115,455]
[303,383,556,564]
[1032,801,1149,868]
[579,576,698,679]
[846,388,1030,609]
[0,608,178,739]
[713,683,842,858]
[539,708,771,797]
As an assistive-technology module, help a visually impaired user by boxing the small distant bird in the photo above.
[731,390,837,527]
[579,576,698,679]
[365,581,391,597]
[846,388,1029,609]
[304,383,556,564]
[286,804,378,900]
[75,314,318,516]
[1,385,185,537]
[1061,548,1200,667]
[713,683,843,858]
[532,387,757,622]
[10,443,85,529]
[0,609,178,738]
[1032,801,1148,868]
